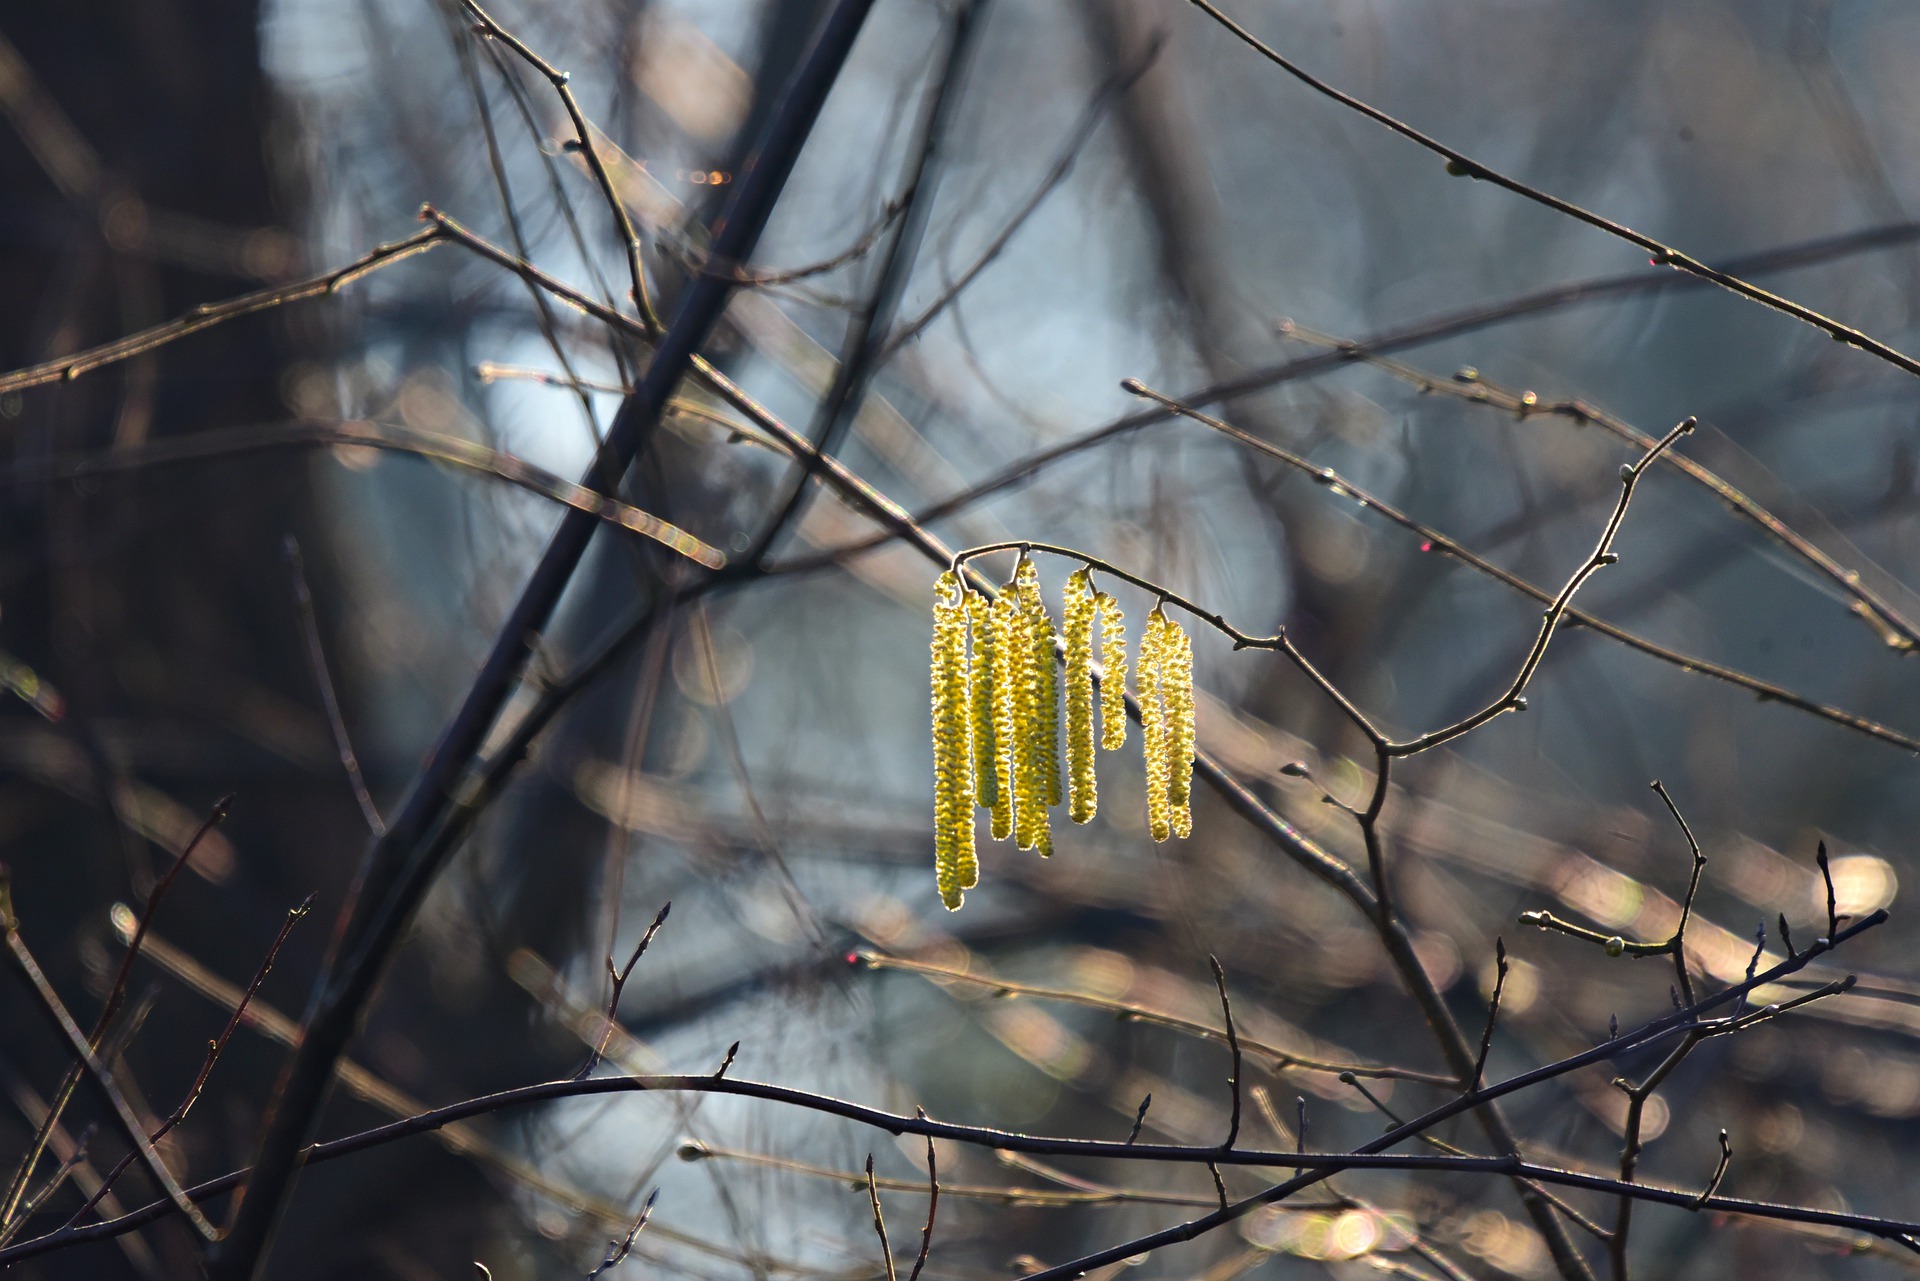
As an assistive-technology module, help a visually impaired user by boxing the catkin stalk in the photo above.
[1096,591,1127,751]
[930,572,975,908]
[1063,570,1097,823]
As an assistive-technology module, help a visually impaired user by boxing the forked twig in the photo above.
[0,870,218,1240]
[585,1188,656,1280]
[581,902,670,1078]
[864,1156,897,1281]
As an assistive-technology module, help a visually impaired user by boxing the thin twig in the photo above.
[881,40,1160,357]
[1277,322,1920,653]
[1651,781,1705,1004]
[864,1156,897,1281]
[856,951,1452,1084]
[42,414,728,570]
[1817,841,1840,941]
[1472,938,1508,1093]
[582,902,671,1077]
[1126,1096,1152,1145]
[201,14,879,1271]
[1208,956,1241,1152]
[906,1132,938,1281]
[286,537,384,836]
[0,870,218,1240]
[1691,1132,1733,1211]
[585,1188,656,1281]
[57,897,314,1233]
[459,0,657,333]
[0,227,447,395]
[1184,0,1920,381]
[0,796,230,1231]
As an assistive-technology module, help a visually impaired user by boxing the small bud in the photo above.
[1510,696,1528,711]
[1598,552,1620,565]
[1619,464,1635,482]
[1604,936,1626,957]
[1279,761,1310,778]
[1445,159,1472,177]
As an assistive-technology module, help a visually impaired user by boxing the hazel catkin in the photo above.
[1163,614,1196,839]
[1062,569,1098,824]
[1095,591,1127,751]
[987,589,1019,842]
[1012,558,1055,857]
[1139,606,1172,842]
[967,591,999,818]
[930,571,975,908]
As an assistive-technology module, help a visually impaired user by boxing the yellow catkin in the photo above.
[1062,569,1097,824]
[967,591,999,824]
[1033,594,1062,813]
[1139,607,1172,842]
[930,572,975,909]
[1164,615,1195,839]
[1011,559,1054,857]
[987,589,1019,842]
[1095,591,1127,751]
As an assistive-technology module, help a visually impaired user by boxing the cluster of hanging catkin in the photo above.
[931,559,1196,910]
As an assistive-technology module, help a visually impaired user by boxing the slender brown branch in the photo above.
[0,871,218,1240]
[585,1188,656,1281]
[1691,1132,1733,1211]
[1126,1096,1152,1145]
[203,9,878,1275]
[286,538,384,837]
[1651,781,1706,1004]
[1611,1028,1701,1281]
[10,909,1883,1271]
[1208,957,1242,1152]
[1105,384,1920,752]
[56,898,313,1234]
[5,1125,93,1240]
[863,1156,897,1281]
[1277,322,1920,653]
[0,796,230,1232]
[955,391,1681,768]
[881,41,1158,357]
[458,0,658,334]
[671,197,905,286]
[1472,938,1508,1093]
[1184,0,1920,381]
[0,226,447,395]
[856,951,1452,1084]
[1816,841,1840,941]
[41,415,728,570]
[582,902,671,1077]
[906,1132,938,1281]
